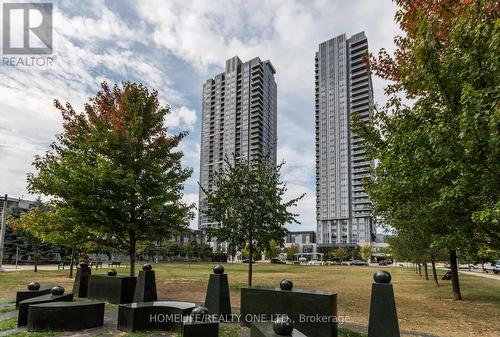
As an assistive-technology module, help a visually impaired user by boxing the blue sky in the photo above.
[0,0,400,230]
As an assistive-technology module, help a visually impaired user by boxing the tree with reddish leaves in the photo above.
[28,82,194,276]
[354,0,499,300]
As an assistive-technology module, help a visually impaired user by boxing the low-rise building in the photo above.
[284,231,317,256]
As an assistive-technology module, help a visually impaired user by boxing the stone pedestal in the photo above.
[204,273,231,319]
[241,285,337,337]
[117,300,196,332]
[18,293,73,326]
[87,275,137,304]
[72,265,91,298]
[27,301,105,331]
[15,285,53,308]
[368,282,400,337]
[133,270,157,302]
[182,321,219,337]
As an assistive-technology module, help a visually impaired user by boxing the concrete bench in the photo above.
[15,285,54,308]
[27,301,105,331]
[241,285,337,337]
[18,292,73,326]
[87,274,136,304]
[182,320,219,337]
[118,300,196,332]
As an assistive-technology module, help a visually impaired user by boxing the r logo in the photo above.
[2,2,53,55]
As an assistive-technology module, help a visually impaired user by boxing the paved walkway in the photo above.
[457,270,500,280]
[391,263,500,281]
[431,267,500,281]
[0,264,60,272]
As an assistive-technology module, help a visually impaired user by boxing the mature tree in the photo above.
[202,155,304,286]
[28,82,194,276]
[350,248,362,260]
[360,245,373,262]
[185,240,199,258]
[45,206,95,277]
[265,239,282,260]
[388,229,445,286]
[242,244,261,261]
[4,206,28,264]
[199,244,214,260]
[286,244,298,261]
[9,206,47,272]
[331,247,349,262]
[8,201,92,276]
[353,0,498,300]
[162,240,186,258]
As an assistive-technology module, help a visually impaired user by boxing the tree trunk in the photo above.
[68,247,76,279]
[418,263,422,276]
[248,242,253,287]
[431,259,439,287]
[247,225,254,287]
[34,250,38,273]
[129,230,136,277]
[424,261,429,280]
[449,249,462,300]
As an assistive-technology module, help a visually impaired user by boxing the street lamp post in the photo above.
[0,194,7,271]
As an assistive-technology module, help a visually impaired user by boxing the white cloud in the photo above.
[0,1,190,198]
[166,106,197,131]
[0,0,402,231]
[182,193,199,229]
[133,0,401,231]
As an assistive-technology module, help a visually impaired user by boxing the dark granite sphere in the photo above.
[191,305,209,322]
[27,281,40,291]
[142,263,153,271]
[51,286,65,296]
[79,262,89,271]
[280,279,293,291]
[107,269,117,276]
[273,315,294,335]
[213,265,224,274]
[374,270,391,284]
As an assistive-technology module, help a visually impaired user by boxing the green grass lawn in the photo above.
[0,317,17,331]
[1,263,499,337]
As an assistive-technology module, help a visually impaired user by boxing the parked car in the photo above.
[270,258,286,264]
[379,260,389,266]
[242,259,255,263]
[492,260,500,274]
[330,261,342,265]
[307,260,323,266]
[350,260,369,266]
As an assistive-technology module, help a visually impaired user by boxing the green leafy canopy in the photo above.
[28,82,194,275]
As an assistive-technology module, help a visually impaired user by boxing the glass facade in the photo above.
[198,56,277,229]
[315,32,375,245]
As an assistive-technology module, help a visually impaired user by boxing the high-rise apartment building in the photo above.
[315,32,375,245]
[198,56,277,230]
